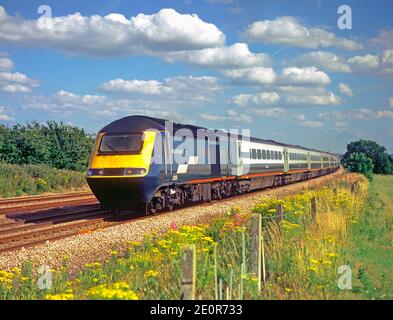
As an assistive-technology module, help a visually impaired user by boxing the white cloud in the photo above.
[0,59,39,94]
[0,57,14,70]
[338,83,353,97]
[222,67,276,84]
[200,110,251,123]
[374,110,393,119]
[163,43,272,69]
[253,107,288,119]
[55,90,107,106]
[273,85,342,106]
[276,85,327,95]
[22,77,221,120]
[371,29,393,49]
[294,114,323,128]
[347,50,393,76]
[334,121,349,131]
[289,51,352,73]
[0,7,225,56]
[279,67,331,86]
[1,83,32,93]
[243,16,362,50]
[381,49,393,65]
[99,76,222,102]
[286,91,341,105]
[231,92,280,107]
[319,108,393,121]
[348,54,379,69]
[99,79,172,95]
[0,106,13,121]
[389,98,393,108]
[0,71,38,86]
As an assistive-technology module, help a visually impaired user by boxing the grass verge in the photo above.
[339,175,393,299]
[0,163,87,197]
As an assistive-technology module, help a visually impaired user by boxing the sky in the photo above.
[0,0,392,154]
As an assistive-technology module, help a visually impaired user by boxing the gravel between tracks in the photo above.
[0,169,344,273]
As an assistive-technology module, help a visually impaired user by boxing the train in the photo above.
[86,115,340,213]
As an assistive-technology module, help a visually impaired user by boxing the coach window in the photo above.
[257,149,262,159]
[274,151,277,160]
[262,150,266,159]
[252,149,257,159]
[267,150,271,160]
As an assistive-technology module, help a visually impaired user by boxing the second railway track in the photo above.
[0,192,98,216]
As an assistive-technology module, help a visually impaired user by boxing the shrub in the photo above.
[0,163,86,197]
[342,140,391,175]
[343,152,374,180]
[0,122,94,172]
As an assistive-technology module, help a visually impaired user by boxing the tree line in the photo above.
[0,122,95,172]
[342,139,393,179]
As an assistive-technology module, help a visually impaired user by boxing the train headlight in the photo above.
[123,168,146,176]
[86,169,104,176]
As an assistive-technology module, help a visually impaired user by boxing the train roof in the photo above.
[100,115,337,157]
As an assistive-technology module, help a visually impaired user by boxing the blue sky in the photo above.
[0,0,392,154]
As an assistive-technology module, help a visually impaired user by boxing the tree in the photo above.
[343,152,374,180]
[0,121,94,171]
[342,139,392,174]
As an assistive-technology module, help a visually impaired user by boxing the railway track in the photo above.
[0,192,98,216]
[0,169,344,254]
[0,191,92,206]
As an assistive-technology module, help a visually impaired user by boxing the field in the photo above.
[0,163,87,198]
[0,173,391,300]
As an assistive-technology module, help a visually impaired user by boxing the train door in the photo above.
[210,136,221,177]
[235,141,245,176]
[307,152,311,170]
[283,148,289,172]
[163,132,172,176]
[219,133,230,176]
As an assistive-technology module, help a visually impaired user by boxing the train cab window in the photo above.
[252,149,257,159]
[99,133,143,153]
[262,150,266,159]
[257,149,262,159]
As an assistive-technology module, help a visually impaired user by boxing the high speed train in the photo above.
[86,115,340,213]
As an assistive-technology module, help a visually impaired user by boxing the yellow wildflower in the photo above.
[144,270,159,279]
[45,293,74,300]
[86,282,138,300]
